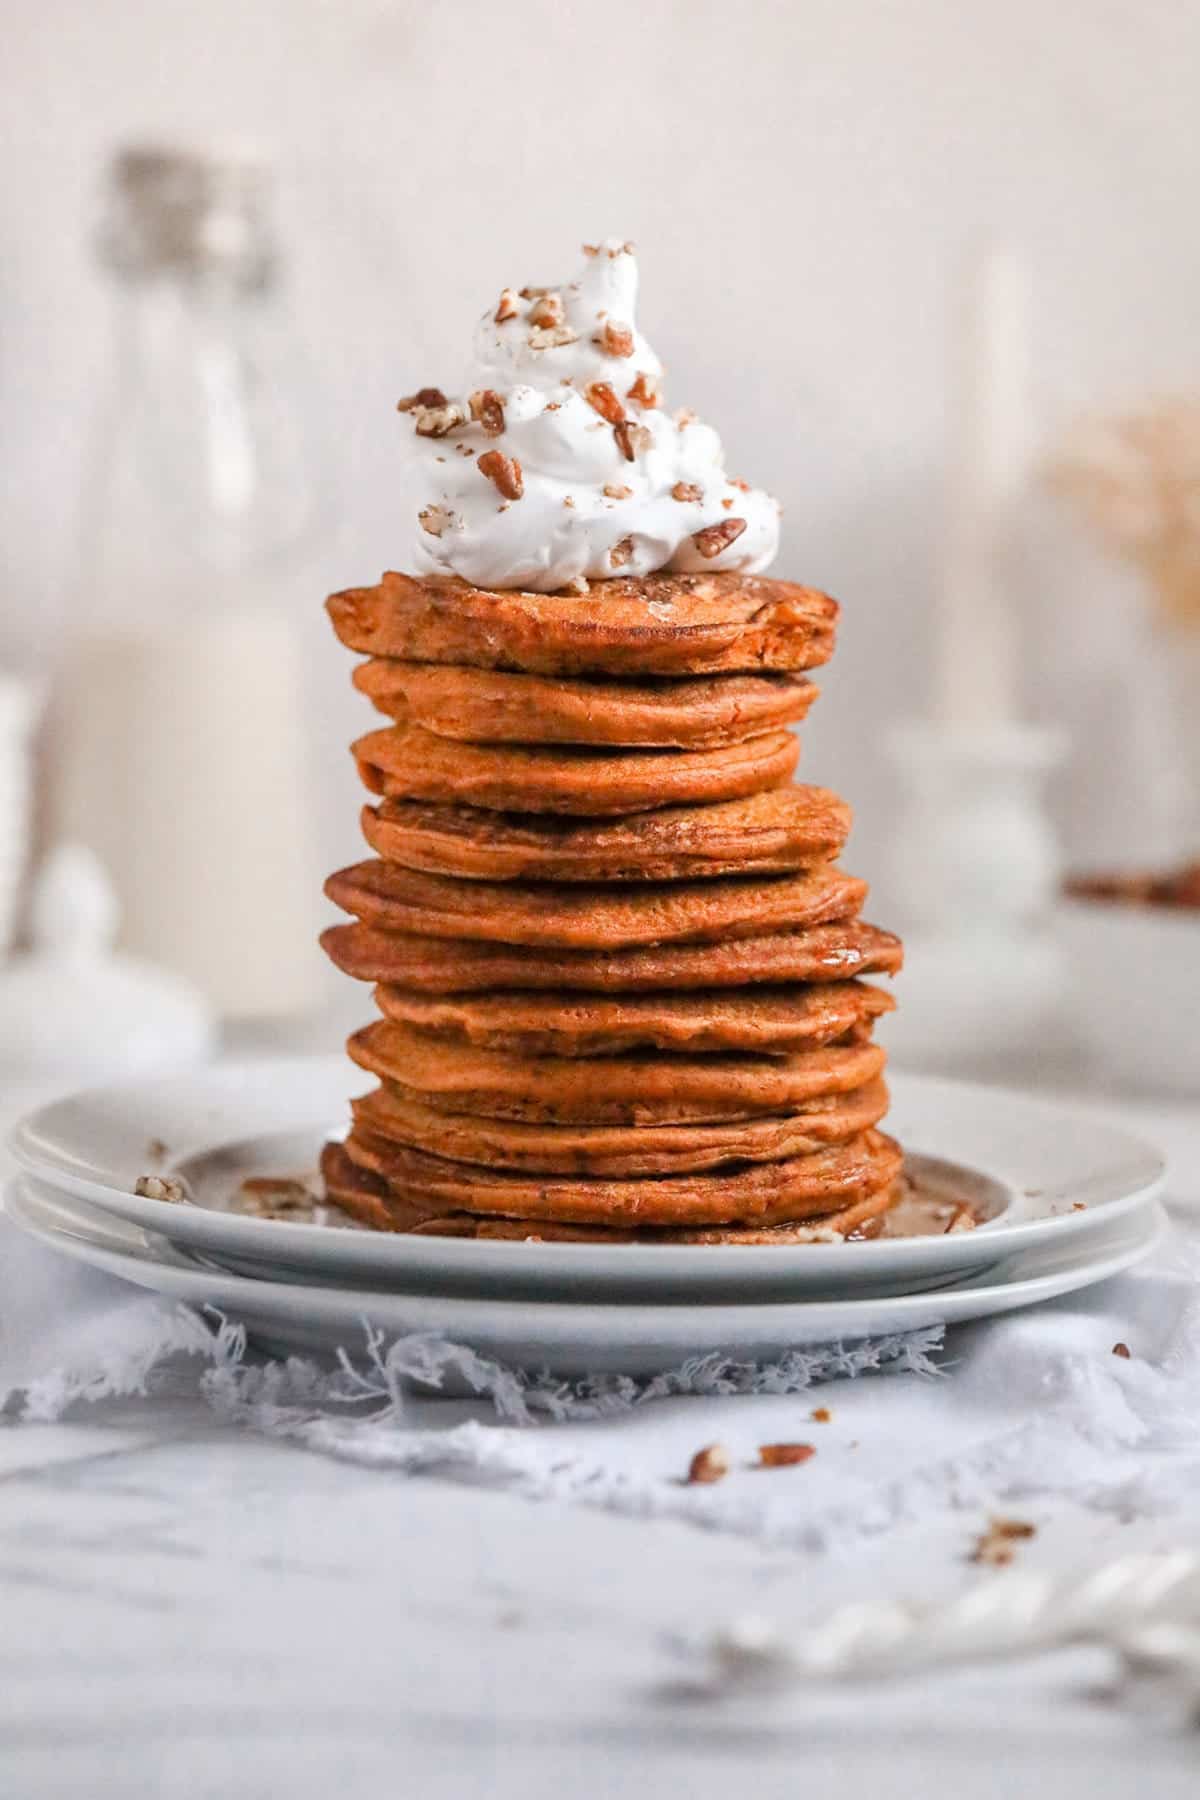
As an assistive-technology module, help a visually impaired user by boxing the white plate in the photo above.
[4,1176,1168,1378]
[8,1059,1165,1301]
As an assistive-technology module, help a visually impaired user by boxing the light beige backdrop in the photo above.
[4,0,1198,982]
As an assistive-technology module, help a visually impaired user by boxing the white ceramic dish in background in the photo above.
[3,1177,1168,1378]
[7,1060,1166,1301]
[1057,898,1200,1096]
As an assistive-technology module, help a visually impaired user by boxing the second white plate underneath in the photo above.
[4,1178,1167,1378]
[7,1060,1166,1301]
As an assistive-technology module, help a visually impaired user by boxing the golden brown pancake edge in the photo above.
[327,570,839,677]
[360,787,850,882]
[319,914,900,993]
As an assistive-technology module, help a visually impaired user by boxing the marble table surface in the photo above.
[2,1065,1198,1800]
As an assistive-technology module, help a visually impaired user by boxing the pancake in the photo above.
[325,860,863,950]
[339,1125,902,1228]
[346,1019,887,1124]
[352,723,799,815]
[327,570,839,677]
[349,1079,892,1176]
[373,980,894,1056]
[320,915,901,992]
[360,788,851,883]
[352,661,819,747]
[321,1139,900,1241]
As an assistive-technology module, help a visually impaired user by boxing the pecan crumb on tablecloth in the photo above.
[758,1443,816,1468]
[970,1517,1037,1567]
[686,1444,730,1485]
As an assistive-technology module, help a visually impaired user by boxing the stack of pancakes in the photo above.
[320,569,903,1243]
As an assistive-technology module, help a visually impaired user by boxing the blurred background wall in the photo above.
[3,0,1198,970]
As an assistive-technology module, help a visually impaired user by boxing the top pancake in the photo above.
[352,661,819,748]
[327,571,839,677]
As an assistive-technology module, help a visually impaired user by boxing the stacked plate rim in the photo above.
[5,1058,1167,1376]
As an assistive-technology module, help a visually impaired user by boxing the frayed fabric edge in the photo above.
[7,1303,1196,1553]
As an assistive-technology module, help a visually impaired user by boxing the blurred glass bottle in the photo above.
[49,145,326,1020]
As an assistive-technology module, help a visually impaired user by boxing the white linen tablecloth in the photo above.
[2,1076,1198,1546]
[0,1073,1197,1798]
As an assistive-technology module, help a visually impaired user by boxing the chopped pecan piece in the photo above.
[240,1176,310,1200]
[418,504,454,538]
[529,324,580,350]
[613,420,653,462]
[477,450,524,500]
[413,401,467,438]
[1112,1341,1132,1358]
[759,1443,815,1468]
[811,1407,832,1423]
[609,536,634,568]
[468,389,506,436]
[595,319,634,357]
[603,483,633,499]
[585,381,626,424]
[730,476,751,492]
[969,1517,1036,1567]
[135,1173,188,1204]
[692,518,747,557]
[494,289,520,323]
[396,387,448,413]
[237,1176,317,1217]
[527,292,565,328]
[674,406,697,428]
[626,370,661,408]
[671,482,702,503]
[520,284,554,299]
[686,1443,730,1485]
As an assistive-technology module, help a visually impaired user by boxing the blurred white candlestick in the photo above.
[936,246,1032,728]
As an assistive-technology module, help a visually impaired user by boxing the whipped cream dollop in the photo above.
[401,240,780,592]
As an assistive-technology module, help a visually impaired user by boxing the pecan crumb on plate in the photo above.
[134,1174,188,1204]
